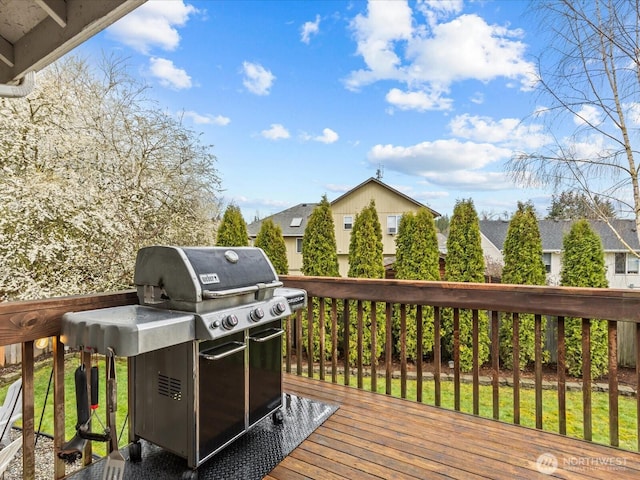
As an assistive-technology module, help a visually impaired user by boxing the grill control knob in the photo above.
[222,314,239,330]
[271,301,287,316]
[249,307,264,322]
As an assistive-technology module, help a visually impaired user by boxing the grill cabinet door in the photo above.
[248,320,283,425]
[198,332,246,461]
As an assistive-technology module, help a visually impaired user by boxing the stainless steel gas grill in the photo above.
[61,246,306,474]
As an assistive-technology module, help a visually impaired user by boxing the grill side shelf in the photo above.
[61,305,196,356]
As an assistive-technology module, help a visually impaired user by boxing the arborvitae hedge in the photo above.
[215,204,248,246]
[254,218,288,275]
[443,199,489,372]
[499,202,547,370]
[346,199,385,365]
[302,194,339,277]
[560,219,609,377]
[394,208,440,360]
[300,195,340,361]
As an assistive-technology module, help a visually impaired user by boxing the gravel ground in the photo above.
[4,429,83,480]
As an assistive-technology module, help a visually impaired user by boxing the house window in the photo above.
[290,217,302,227]
[387,215,401,234]
[296,238,303,253]
[615,253,639,274]
[343,215,353,230]
[542,253,552,273]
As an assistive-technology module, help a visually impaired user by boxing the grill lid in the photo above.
[134,246,282,310]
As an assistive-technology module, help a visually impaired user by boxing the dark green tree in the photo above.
[348,199,385,279]
[302,195,339,277]
[546,191,616,220]
[300,195,339,362]
[394,208,440,360]
[443,199,489,371]
[215,204,248,246]
[254,218,288,275]
[346,199,385,365]
[560,219,609,377]
[499,202,547,370]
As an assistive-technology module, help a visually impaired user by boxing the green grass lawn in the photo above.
[1,353,128,457]
[1,355,637,456]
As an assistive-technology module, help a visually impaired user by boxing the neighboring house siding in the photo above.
[331,180,428,276]
[247,177,440,278]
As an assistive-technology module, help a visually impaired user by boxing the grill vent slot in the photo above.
[158,373,182,401]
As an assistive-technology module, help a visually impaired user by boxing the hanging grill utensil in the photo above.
[102,350,125,480]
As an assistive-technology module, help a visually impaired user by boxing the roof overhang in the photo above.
[0,0,146,87]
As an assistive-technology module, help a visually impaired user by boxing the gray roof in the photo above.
[247,203,317,237]
[479,219,640,252]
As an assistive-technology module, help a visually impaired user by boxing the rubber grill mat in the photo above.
[65,394,338,479]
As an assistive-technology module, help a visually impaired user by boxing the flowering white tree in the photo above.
[0,55,221,301]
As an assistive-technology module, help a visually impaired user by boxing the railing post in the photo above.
[453,308,460,411]
[400,304,407,399]
[557,316,567,436]
[370,301,377,393]
[434,306,441,407]
[343,300,350,387]
[582,318,592,442]
[319,298,326,381]
[535,314,543,430]
[513,312,520,425]
[416,305,423,403]
[608,320,619,447]
[331,299,338,384]
[472,309,479,416]
[53,336,66,479]
[491,310,500,420]
[22,341,35,480]
[357,300,364,389]
[385,303,392,395]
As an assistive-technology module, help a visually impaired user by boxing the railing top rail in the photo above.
[0,290,137,347]
[2,275,640,348]
[280,275,640,323]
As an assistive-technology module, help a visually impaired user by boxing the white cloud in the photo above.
[242,62,276,95]
[183,111,230,126]
[421,170,515,190]
[315,128,339,144]
[368,139,512,176]
[149,57,192,89]
[574,104,601,126]
[301,15,321,44]
[625,102,640,126]
[107,0,197,54]
[261,124,290,140]
[345,2,536,104]
[385,87,452,112]
[449,114,551,150]
[346,0,413,89]
[417,0,463,28]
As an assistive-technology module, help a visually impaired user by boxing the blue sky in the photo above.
[74,0,553,221]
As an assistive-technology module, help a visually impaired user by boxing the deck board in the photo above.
[275,374,640,479]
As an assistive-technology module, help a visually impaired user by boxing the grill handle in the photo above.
[202,281,283,299]
[200,341,246,361]
[249,328,284,343]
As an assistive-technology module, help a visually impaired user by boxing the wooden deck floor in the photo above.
[271,373,640,480]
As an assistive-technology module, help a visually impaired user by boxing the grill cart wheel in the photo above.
[272,409,284,425]
[128,441,142,463]
[181,469,198,480]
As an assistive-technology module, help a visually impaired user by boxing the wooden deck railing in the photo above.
[279,276,640,452]
[1,278,640,478]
